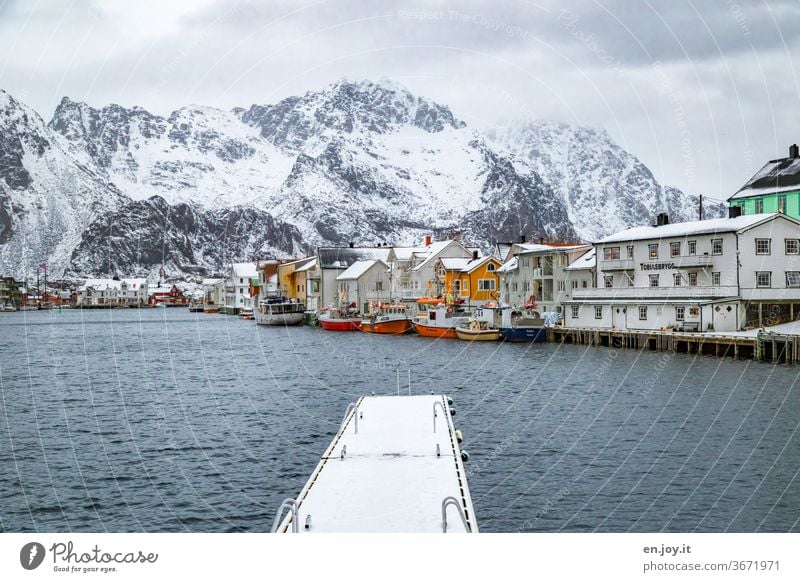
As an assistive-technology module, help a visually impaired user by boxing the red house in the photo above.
[148,284,189,306]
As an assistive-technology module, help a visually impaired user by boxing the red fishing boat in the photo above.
[319,307,362,331]
[361,304,412,334]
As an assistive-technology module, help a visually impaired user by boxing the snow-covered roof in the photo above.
[294,257,318,272]
[497,256,518,273]
[201,278,225,286]
[230,262,258,278]
[729,156,800,200]
[336,259,387,281]
[79,278,122,291]
[439,258,471,271]
[391,246,426,261]
[461,255,497,272]
[496,243,513,262]
[122,278,147,288]
[598,213,785,243]
[516,243,589,255]
[411,240,468,271]
[564,248,596,271]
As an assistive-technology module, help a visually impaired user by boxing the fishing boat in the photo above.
[499,309,547,342]
[361,304,412,334]
[455,319,502,341]
[410,299,470,339]
[2,303,16,312]
[256,297,305,326]
[239,307,255,320]
[203,304,220,314]
[188,301,204,312]
[319,307,362,331]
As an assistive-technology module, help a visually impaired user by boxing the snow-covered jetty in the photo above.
[272,394,477,533]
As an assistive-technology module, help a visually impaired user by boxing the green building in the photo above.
[728,144,800,217]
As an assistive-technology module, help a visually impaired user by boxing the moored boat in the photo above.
[319,307,362,331]
[410,299,470,339]
[361,304,412,334]
[455,319,502,341]
[203,304,220,314]
[499,309,547,343]
[239,307,255,320]
[256,297,305,326]
[188,301,204,312]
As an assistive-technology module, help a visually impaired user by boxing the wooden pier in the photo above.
[549,327,772,361]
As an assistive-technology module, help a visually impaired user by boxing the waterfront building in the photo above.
[148,284,189,306]
[295,258,320,311]
[225,262,259,313]
[567,212,800,332]
[336,259,391,312]
[728,143,800,219]
[201,278,225,306]
[0,276,21,308]
[76,278,148,307]
[496,243,593,315]
[277,257,315,303]
[387,238,477,302]
[433,254,502,306]
[317,246,391,308]
[119,278,148,306]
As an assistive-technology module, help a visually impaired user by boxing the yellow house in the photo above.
[435,255,502,305]
[277,257,315,302]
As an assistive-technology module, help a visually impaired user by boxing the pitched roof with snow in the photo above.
[294,257,318,272]
[439,258,471,271]
[318,247,391,269]
[729,156,800,200]
[230,262,258,277]
[516,243,589,255]
[564,248,596,271]
[336,259,388,280]
[497,256,518,273]
[411,240,468,271]
[598,213,788,243]
[79,278,122,291]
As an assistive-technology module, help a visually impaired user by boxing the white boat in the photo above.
[2,303,16,312]
[256,297,305,326]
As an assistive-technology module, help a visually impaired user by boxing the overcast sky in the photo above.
[1,0,798,200]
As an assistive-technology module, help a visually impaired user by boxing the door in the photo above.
[612,305,626,329]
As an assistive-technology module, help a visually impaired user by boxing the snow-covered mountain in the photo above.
[0,79,710,279]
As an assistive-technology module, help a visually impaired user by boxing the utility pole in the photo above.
[699,194,703,221]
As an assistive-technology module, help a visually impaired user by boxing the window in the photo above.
[755,199,763,213]
[627,245,634,259]
[594,306,602,319]
[478,279,496,291]
[582,280,588,288]
[755,238,771,255]
[688,272,697,286]
[625,273,634,287]
[648,244,659,259]
[670,242,681,257]
[486,263,496,271]
[604,275,613,288]
[603,246,620,261]
[688,240,697,255]
[521,257,530,268]
[673,273,682,286]
[649,274,659,287]
[511,282,518,292]
[710,239,722,255]
[712,272,721,286]
[779,195,787,214]
[376,281,383,291]
[639,306,648,320]
[558,281,566,292]
[756,271,771,288]
[786,239,799,255]
[572,305,579,319]
[572,280,578,289]
[787,272,800,288]
[675,306,685,321]
[524,281,531,293]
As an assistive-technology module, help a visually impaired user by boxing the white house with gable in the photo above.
[336,259,390,313]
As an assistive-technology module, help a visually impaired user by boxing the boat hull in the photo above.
[361,319,412,334]
[320,318,362,331]
[203,307,220,314]
[455,327,502,341]
[411,322,459,339]
[499,326,547,343]
[255,311,305,326]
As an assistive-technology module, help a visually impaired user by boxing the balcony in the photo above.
[572,285,739,301]
[672,254,713,269]
[599,258,635,271]
[532,267,553,277]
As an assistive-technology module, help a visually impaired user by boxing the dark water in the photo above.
[0,309,798,533]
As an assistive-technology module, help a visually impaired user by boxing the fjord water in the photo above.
[0,309,797,533]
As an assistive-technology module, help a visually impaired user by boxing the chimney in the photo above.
[656,212,670,226]
[520,235,527,243]
[349,242,354,248]
[538,237,544,245]
[472,250,479,260]
[729,205,743,218]
[424,235,431,247]
[790,144,799,159]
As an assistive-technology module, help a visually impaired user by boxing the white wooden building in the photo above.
[566,212,800,332]
[336,259,391,313]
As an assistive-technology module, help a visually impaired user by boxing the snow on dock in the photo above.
[273,394,477,533]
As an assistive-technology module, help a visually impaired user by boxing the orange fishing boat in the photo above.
[410,299,470,339]
[361,304,412,334]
